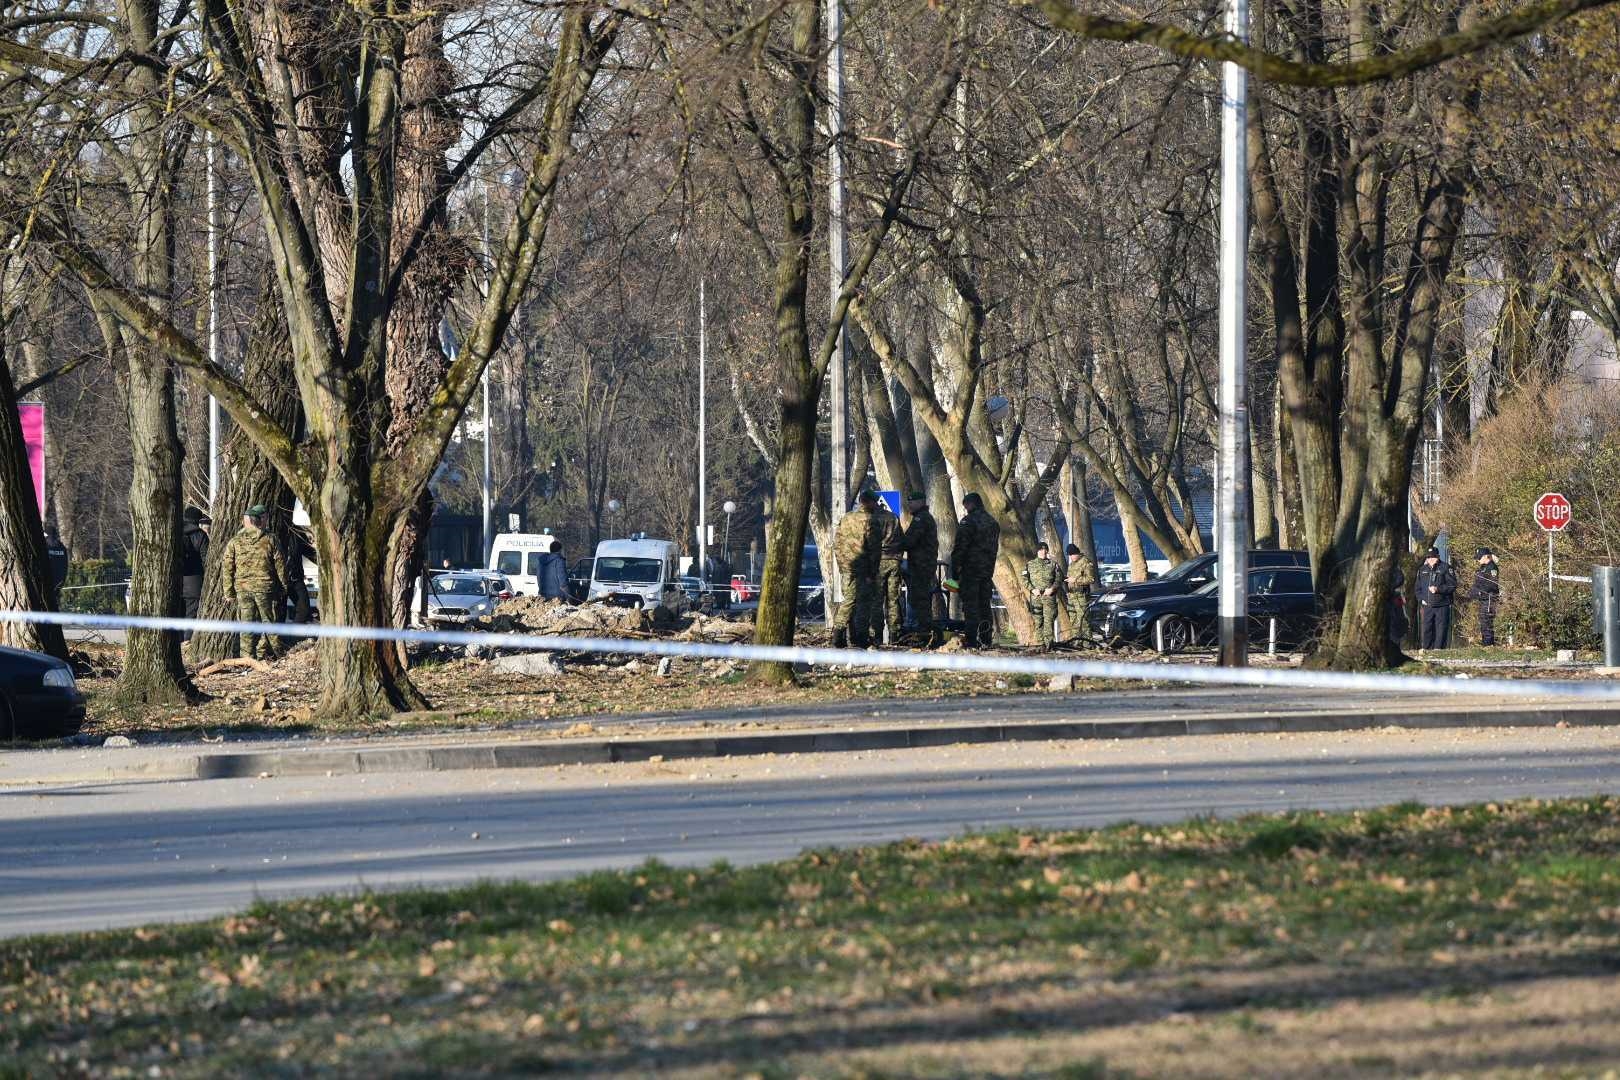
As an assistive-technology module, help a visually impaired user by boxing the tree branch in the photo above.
[1034,0,1612,86]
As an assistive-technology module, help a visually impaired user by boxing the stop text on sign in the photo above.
[1535,492,1572,532]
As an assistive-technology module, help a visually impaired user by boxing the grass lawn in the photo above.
[7,798,1620,1077]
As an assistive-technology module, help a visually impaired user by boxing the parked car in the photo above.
[730,574,756,604]
[678,574,732,611]
[0,645,85,740]
[410,571,513,628]
[1088,549,1311,639]
[1101,567,1320,653]
[797,545,825,618]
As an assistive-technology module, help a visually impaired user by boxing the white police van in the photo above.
[487,531,560,596]
[588,536,688,612]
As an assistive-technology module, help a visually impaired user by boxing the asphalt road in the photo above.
[6,724,1620,938]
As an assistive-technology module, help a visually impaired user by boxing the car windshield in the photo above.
[1162,557,1214,582]
[596,556,661,584]
[432,575,490,597]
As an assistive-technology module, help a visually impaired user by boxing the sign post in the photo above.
[1535,492,1572,592]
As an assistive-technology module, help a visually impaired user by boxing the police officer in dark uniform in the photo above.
[1468,546,1502,646]
[1416,546,1458,650]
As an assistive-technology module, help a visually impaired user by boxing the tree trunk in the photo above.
[117,346,191,703]
[746,0,819,682]
[1118,490,1149,581]
[310,467,430,716]
[0,344,67,659]
[112,0,191,705]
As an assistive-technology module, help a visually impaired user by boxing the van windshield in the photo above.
[595,556,661,585]
[495,551,521,576]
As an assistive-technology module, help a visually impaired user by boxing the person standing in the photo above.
[220,504,286,660]
[540,540,570,600]
[870,497,905,644]
[900,491,940,645]
[1022,541,1060,650]
[1416,545,1457,650]
[180,508,211,638]
[832,490,883,648]
[1063,543,1096,644]
[951,492,1001,648]
[1468,546,1502,646]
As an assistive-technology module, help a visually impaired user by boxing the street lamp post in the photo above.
[722,500,736,565]
[1216,0,1251,667]
[607,498,622,540]
[698,277,708,591]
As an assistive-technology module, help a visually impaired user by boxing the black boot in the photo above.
[832,627,848,649]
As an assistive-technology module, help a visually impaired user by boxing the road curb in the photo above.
[29,702,1620,784]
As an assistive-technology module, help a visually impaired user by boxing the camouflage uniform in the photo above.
[221,522,287,659]
[951,505,1001,647]
[832,503,883,645]
[900,507,940,638]
[871,506,906,642]
[1064,556,1096,641]
[1023,555,1060,648]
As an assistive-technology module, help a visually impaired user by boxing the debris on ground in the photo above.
[488,653,566,678]
[673,613,755,643]
[492,597,654,636]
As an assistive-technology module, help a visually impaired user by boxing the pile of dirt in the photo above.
[673,613,755,644]
[493,597,654,636]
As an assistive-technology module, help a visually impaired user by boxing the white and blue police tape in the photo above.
[3,607,1619,701]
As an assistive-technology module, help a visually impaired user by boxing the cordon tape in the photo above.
[2,608,1619,702]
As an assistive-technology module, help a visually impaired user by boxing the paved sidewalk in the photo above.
[5,686,1620,786]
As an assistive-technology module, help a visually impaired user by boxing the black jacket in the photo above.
[181,525,209,593]
[1417,560,1458,608]
[1468,562,1501,604]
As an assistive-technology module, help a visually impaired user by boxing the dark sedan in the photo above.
[0,645,86,739]
[1088,549,1310,639]
[1101,567,1320,653]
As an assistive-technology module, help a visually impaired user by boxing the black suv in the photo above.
[1088,549,1311,640]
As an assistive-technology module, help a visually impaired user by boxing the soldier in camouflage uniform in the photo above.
[1023,542,1060,649]
[900,492,940,645]
[832,490,884,648]
[950,492,1001,648]
[870,497,906,644]
[1063,543,1096,644]
[220,503,287,660]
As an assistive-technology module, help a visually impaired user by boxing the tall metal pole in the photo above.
[206,130,221,510]
[827,0,849,603]
[480,181,493,564]
[698,277,708,586]
[1217,0,1251,667]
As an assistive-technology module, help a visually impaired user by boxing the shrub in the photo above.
[1432,380,1620,648]
[60,559,126,615]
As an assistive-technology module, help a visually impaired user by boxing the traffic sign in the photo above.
[1535,492,1572,532]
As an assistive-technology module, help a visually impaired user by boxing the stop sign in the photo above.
[1535,492,1572,532]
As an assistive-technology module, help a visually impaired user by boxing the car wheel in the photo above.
[1155,615,1193,655]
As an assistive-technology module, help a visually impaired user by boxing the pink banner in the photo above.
[19,403,44,516]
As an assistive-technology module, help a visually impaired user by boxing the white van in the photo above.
[488,531,560,596]
[588,537,689,612]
